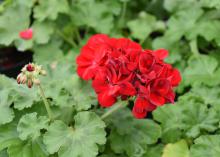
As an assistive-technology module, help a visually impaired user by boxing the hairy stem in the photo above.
[38,84,53,121]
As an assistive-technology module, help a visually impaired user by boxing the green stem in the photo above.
[101,100,128,120]
[120,1,127,23]
[75,28,81,44]
[56,30,78,48]
[190,39,200,57]
[38,84,53,121]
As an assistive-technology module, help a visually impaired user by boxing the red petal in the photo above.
[98,92,117,107]
[152,79,170,96]
[135,97,156,111]
[171,69,182,86]
[166,90,175,103]
[139,52,155,73]
[154,49,168,60]
[119,82,136,96]
[132,108,147,119]
[92,73,108,93]
[87,34,110,46]
[77,65,97,80]
[149,92,165,106]
[132,100,147,119]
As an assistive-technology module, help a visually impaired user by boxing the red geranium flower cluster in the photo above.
[76,34,181,118]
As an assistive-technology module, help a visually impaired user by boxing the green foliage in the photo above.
[190,135,220,157]
[34,0,69,21]
[17,113,49,140]
[43,111,106,157]
[162,140,189,157]
[108,109,161,157]
[0,3,30,45]
[1,0,220,156]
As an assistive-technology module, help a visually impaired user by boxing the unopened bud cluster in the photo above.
[17,63,46,88]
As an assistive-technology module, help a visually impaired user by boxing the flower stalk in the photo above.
[38,84,53,121]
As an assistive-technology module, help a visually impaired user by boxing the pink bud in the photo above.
[19,28,33,40]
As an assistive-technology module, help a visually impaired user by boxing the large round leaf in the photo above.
[43,111,106,157]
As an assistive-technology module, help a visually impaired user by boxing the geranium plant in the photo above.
[1,0,220,157]
[0,34,181,157]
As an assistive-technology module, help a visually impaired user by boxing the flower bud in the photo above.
[17,63,46,88]
[33,78,40,85]
[26,63,35,72]
[17,74,22,84]
[27,80,33,88]
[40,70,47,76]
[20,75,27,84]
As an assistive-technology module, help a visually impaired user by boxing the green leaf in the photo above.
[0,4,30,45]
[190,85,220,110]
[12,86,39,110]
[39,63,96,111]
[32,21,54,44]
[0,123,20,151]
[184,55,220,86]
[162,140,189,157]
[153,103,184,143]
[190,135,220,157]
[109,109,161,157]
[34,0,69,21]
[181,103,219,138]
[8,138,48,157]
[0,76,15,125]
[200,0,220,9]
[153,7,203,51]
[163,0,197,12]
[127,12,157,41]
[17,113,49,140]
[0,69,39,113]
[0,106,14,126]
[143,144,164,157]
[71,0,114,33]
[16,0,35,8]
[0,149,8,157]
[43,111,106,157]
[70,74,97,111]
[33,39,63,63]
[187,21,220,44]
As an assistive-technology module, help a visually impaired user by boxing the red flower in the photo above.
[19,28,33,40]
[76,34,182,119]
